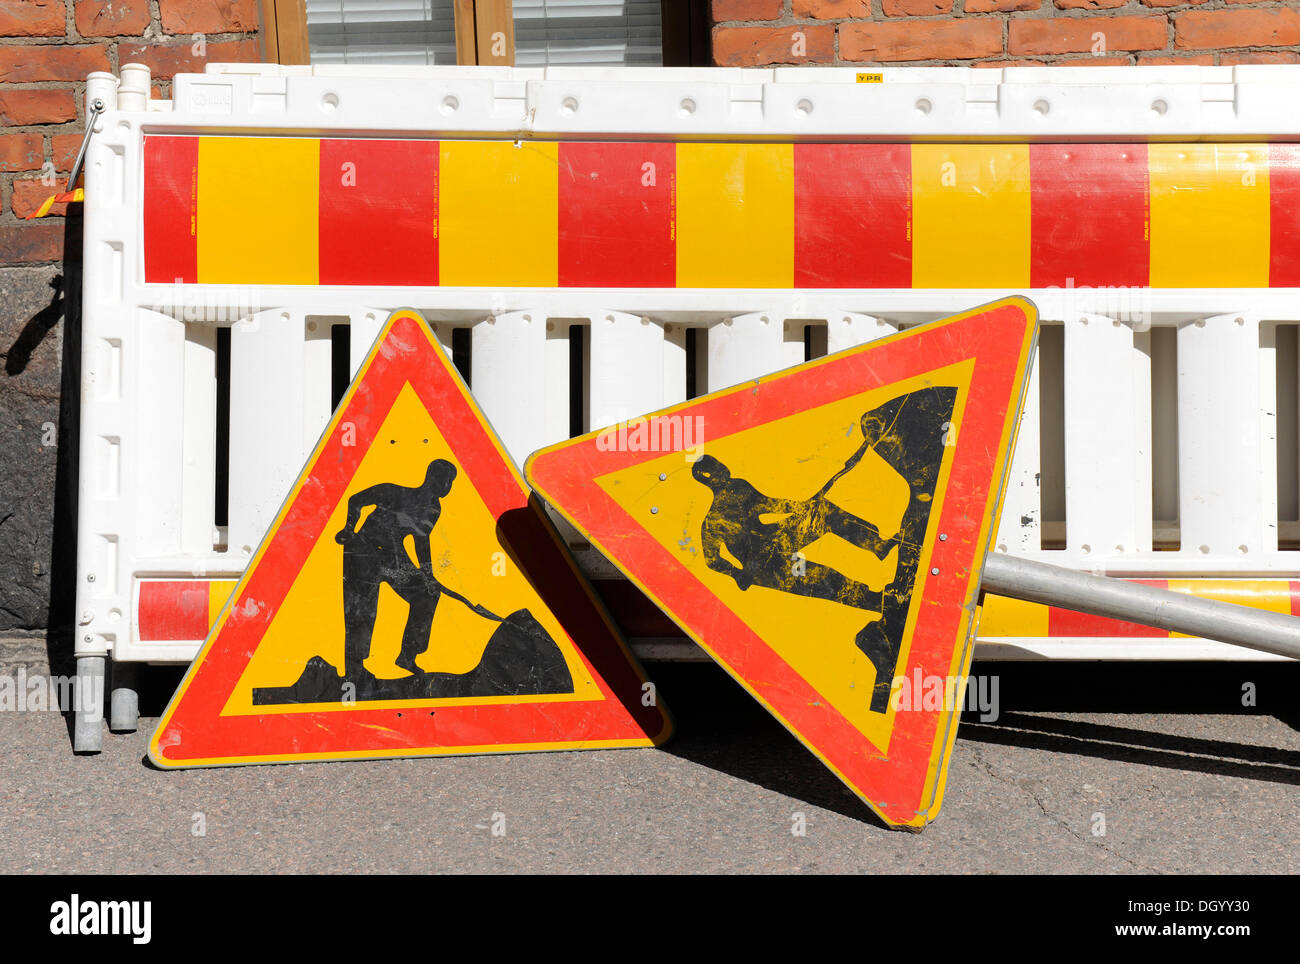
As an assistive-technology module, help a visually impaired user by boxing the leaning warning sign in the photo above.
[526,298,1037,828]
[150,309,671,767]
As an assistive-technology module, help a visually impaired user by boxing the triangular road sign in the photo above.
[150,309,671,767]
[526,297,1037,828]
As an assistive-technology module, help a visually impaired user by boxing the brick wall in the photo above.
[712,0,1300,67]
[0,1,261,635]
[1,0,261,265]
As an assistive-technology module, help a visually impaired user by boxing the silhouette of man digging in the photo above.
[693,446,894,610]
[335,458,461,679]
[692,388,957,714]
[253,457,574,705]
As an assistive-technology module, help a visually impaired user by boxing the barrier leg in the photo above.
[73,655,105,753]
[109,660,139,733]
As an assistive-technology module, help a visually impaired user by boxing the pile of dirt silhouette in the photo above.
[253,609,573,705]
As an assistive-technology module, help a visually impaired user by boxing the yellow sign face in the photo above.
[527,298,1038,828]
[150,310,671,767]
[225,383,600,715]
[594,362,973,754]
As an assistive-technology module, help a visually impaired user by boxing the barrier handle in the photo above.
[980,553,1300,660]
[67,97,105,193]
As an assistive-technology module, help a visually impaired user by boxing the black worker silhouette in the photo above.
[693,387,957,714]
[693,455,892,611]
[337,458,458,678]
[253,457,574,706]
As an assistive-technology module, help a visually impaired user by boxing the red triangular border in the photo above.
[150,310,671,767]
[526,298,1037,827]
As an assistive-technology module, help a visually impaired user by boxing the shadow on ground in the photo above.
[650,659,1300,819]
[113,657,1300,818]
[958,660,1300,787]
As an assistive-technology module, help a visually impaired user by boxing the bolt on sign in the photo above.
[527,298,1038,829]
[150,310,671,767]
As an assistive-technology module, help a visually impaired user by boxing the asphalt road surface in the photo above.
[2,635,1297,874]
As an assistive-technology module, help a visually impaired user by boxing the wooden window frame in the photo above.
[264,0,709,70]
[260,0,311,65]
[455,0,516,66]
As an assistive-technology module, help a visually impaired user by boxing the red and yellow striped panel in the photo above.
[141,577,1300,644]
[559,141,675,287]
[143,135,198,284]
[1030,144,1149,288]
[137,579,237,641]
[794,143,911,288]
[143,136,1300,288]
[319,138,439,286]
[980,579,1300,638]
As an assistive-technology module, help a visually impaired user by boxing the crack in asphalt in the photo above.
[966,742,1161,873]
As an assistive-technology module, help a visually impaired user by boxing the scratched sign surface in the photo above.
[150,310,670,768]
[527,298,1037,828]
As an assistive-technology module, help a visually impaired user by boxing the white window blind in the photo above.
[306,0,663,66]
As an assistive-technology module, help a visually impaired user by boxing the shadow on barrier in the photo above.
[0,214,83,749]
[48,216,82,750]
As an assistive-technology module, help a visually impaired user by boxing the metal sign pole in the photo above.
[981,553,1300,661]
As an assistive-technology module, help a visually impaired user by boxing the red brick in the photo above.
[1219,50,1300,65]
[841,19,1002,61]
[713,0,782,20]
[1056,55,1134,65]
[0,223,64,261]
[1138,52,1214,64]
[0,89,77,125]
[1140,0,1208,7]
[881,0,954,16]
[11,176,75,218]
[117,38,260,80]
[0,45,112,82]
[966,0,1039,11]
[1010,16,1168,56]
[1175,9,1300,50]
[712,24,836,66]
[75,0,152,36]
[1056,0,1126,8]
[158,0,259,34]
[52,132,80,170]
[0,132,43,171]
[794,0,870,16]
[0,0,65,37]
[973,59,1046,67]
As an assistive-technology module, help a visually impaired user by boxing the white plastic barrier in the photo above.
[74,63,1300,745]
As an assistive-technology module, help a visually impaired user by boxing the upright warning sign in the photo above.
[150,310,671,768]
[526,298,1037,828]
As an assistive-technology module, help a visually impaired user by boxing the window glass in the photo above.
[307,0,662,66]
